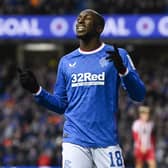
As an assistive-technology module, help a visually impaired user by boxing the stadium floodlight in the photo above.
[17,42,63,67]
[23,43,57,52]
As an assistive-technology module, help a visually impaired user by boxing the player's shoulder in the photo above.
[132,119,141,129]
[62,49,80,60]
[133,119,139,125]
[148,120,154,127]
[58,49,80,67]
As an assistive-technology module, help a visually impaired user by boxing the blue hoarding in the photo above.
[0,15,168,39]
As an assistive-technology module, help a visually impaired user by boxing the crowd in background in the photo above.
[0,0,168,167]
[0,60,63,166]
[0,0,168,14]
[0,46,168,167]
[118,51,168,168]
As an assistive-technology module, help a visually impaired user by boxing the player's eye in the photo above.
[85,15,92,20]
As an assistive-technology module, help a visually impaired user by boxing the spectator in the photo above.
[132,106,156,168]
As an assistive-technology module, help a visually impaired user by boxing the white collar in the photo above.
[78,43,105,54]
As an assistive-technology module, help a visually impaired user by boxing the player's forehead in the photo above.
[78,9,97,18]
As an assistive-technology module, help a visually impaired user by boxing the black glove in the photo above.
[17,68,40,93]
[106,45,127,75]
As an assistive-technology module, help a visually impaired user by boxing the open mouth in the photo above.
[76,25,86,32]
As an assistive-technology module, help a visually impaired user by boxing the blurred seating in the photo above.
[0,0,167,14]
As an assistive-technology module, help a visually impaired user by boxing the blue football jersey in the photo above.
[35,43,146,147]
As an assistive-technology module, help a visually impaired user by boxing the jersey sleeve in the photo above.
[119,49,146,102]
[34,57,68,114]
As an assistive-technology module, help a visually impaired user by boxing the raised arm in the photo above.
[18,58,68,114]
[106,45,146,102]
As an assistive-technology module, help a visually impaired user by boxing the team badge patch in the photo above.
[99,57,109,67]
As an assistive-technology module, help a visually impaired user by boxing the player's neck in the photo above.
[79,38,102,52]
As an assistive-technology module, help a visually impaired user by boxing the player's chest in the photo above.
[139,124,152,134]
[64,56,117,87]
[65,55,115,77]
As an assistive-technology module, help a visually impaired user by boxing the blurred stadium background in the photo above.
[0,0,168,167]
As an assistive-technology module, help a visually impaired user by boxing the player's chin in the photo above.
[76,33,86,39]
[76,33,92,40]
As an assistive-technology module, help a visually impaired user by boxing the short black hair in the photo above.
[81,9,105,29]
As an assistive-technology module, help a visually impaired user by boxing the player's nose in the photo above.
[78,17,85,24]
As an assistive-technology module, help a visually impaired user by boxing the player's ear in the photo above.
[96,25,104,34]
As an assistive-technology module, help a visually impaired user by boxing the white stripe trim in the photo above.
[78,43,105,54]
[119,68,129,77]
[72,81,104,87]
[127,54,136,70]
[33,86,42,96]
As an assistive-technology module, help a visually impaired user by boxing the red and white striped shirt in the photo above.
[132,119,155,150]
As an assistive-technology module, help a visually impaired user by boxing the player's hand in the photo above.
[17,67,40,93]
[106,45,126,75]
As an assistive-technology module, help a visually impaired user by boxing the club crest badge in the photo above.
[99,57,108,67]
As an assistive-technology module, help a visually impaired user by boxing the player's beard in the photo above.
[76,31,98,41]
